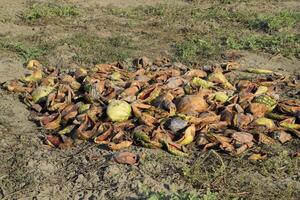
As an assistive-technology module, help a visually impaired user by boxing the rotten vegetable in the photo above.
[3,57,300,156]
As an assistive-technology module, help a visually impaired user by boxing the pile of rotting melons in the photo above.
[2,57,300,157]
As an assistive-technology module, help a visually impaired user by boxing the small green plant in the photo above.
[147,191,200,200]
[22,4,79,21]
[202,190,218,200]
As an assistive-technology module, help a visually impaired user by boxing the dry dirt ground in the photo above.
[0,0,299,199]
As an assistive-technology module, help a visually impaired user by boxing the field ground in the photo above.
[0,0,299,199]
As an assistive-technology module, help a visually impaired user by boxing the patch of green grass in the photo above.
[106,4,299,63]
[202,190,218,200]
[62,34,137,64]
[0,38,45,61]
[147,190,218,200]
[174,32,299,63]
[147,191,199,200]
[174,37,221,63]
[22,4,79,21]
[226,34,300,57]
[247,11,300,32]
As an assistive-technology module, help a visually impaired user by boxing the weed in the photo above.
[22,4,79,21]
[146,190,219,200]
[0,38,44,61]
[225,34,300,57]
[248,11,300,32]
[174,37,221,63]
[202,190,218,200]
[147,191,200,200]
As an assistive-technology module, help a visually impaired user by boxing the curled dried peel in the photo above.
[134,131,161,148]
[21,68,43,82]
[5,80,33,93]
[246,68,273,74]
[31,86,55,103]
[176,124,196,145]
[191,77,214,88]
[208,71,235,90]
[94,123,113,142]
[160,140,188,157]
[279,118,300,130]
[137,85,161,103]
[254,117,276,129]
[5,57,300,156]
[254,86,268,96]
[44,114,61,130]
[278,99,300,115]
[27,60,42,70]
[213,92,228,103]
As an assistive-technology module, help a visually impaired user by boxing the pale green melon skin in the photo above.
[107,100,132,122]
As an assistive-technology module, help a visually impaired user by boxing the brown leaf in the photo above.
[223,61,240,70]
[236,80,256,93]
[61,75,81,90]
[113,152,139,165]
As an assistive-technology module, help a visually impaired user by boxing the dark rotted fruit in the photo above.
[165,117,188,133]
